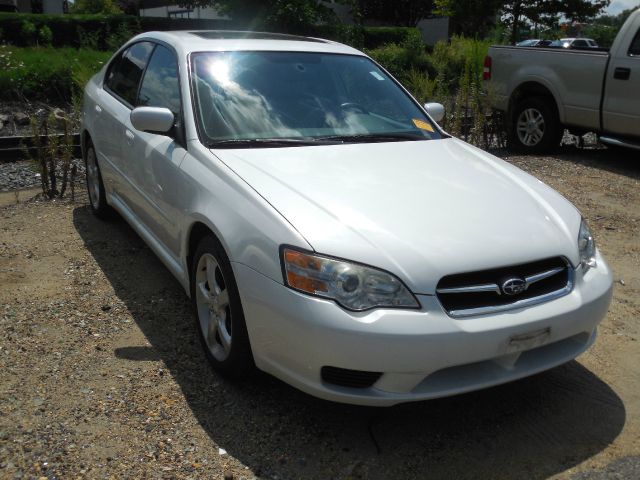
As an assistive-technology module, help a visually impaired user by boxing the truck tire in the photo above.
[508,97,563,153]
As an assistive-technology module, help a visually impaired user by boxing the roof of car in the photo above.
[129,30,364,57]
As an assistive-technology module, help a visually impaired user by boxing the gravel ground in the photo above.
[0,159,85,193]
[0,144,639,479]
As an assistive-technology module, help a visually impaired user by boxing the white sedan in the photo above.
[81,31,613,406]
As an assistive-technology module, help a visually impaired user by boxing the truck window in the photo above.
[629,29,640,56]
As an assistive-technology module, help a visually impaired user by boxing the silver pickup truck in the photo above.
[485,8,640,152]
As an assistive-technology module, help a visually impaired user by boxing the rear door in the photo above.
[602,20,640,137]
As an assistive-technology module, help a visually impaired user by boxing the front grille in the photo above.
[321,366,382,389]
[436,257,572,318]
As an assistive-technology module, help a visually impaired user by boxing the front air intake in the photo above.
[321,366,382,389]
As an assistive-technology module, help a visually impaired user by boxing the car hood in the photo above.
[213,138,581,293]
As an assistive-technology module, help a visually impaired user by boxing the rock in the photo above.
[223,472,234,480]
[13,112,30,126]
[51,108,68,127]
[0,114,9,124]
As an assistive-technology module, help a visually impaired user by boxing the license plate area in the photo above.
[506,327,551,353]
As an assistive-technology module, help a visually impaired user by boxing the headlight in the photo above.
[281,247,420,311]
[578,219,596,269]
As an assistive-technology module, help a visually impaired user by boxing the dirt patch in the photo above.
[0,146,638,479]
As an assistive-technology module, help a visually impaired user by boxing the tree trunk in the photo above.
[511,1,522,45]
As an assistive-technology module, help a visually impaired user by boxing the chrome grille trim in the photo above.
[437,259,574,318]
[524,266,565,286]
[436,266,567,297]
[436,283,501,295]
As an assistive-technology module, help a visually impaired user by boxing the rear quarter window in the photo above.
[629,28,640,56]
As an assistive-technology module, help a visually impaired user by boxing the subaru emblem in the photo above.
[501,277,526,296]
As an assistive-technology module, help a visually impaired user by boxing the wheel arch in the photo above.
[509,81,562,125]
[184,218,231,298]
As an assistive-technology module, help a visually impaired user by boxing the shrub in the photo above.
[366,33,435,84]
[38,25,53,46]
[363,26,422,49]
[21,20,37,46]
[0,13,237,50]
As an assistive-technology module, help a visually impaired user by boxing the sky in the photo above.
[606,0,640,15]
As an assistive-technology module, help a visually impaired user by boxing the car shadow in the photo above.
[73,204,626,480]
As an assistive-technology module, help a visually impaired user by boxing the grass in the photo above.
[0,45,112,103]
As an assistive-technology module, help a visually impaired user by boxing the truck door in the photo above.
[602,21,640,137]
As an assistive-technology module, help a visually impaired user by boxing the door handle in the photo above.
[125,130,135,145]
[613,67,631,80]
[94,104,102,114]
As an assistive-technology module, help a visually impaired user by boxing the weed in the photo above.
[22,112,78,200]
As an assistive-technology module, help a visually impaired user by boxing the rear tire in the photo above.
[508,97,563,153]
[190,234,254,379]
[84,142,114,219]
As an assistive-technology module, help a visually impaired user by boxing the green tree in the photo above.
[501,0,610,45]
[355,0,435,27]
[437,0,610,43]
[435,0,503,37]
[70,0,122,14]
[177,0,337,30]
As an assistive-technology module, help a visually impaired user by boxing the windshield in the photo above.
[190,51,442,147]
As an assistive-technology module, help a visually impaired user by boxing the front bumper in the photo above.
[233,251,613,406]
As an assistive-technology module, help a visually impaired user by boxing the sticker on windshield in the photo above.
[369,71,385,81]
[413,119,434,132]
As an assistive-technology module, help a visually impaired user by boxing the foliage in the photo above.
[500,0,610,44]
[401,35,504,150]
[70,0,122,15]
[591,5,639,28]
[365,30,435,84]
[362,26,422,49]
[435,0,502,37]
[175,0,336,30]
[0,45,111,102]
[38,25,52,46]
[581,23,617,47]
[354,0,435,27]
[0,13,235,50]
[585,5,639,47]
[21,20,37,46]
[23,113,77,200]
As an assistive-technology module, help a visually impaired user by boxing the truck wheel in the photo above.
[509,97,562,153]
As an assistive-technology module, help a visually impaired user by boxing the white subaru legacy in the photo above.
[81,31,613,406]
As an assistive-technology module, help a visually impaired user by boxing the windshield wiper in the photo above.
[208,137,337,148]
[318,132,428,143]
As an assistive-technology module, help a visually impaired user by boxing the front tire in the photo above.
[508,97,563,153]
[191,235,254,379]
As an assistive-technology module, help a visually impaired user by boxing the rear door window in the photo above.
[105,42,155,106]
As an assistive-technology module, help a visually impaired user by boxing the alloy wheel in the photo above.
[86,148,101,209]
[195,253,232,361]
[516,107,546,147]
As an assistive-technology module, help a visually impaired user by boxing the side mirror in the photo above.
[424,102,445,123]
[130,107,174,134]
